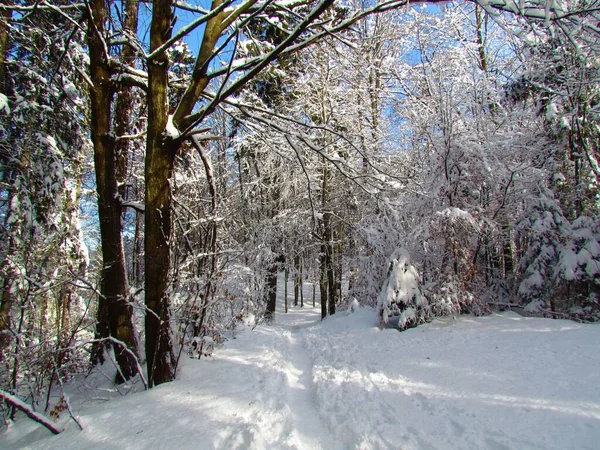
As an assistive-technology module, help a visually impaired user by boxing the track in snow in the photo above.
[4,274,600,450]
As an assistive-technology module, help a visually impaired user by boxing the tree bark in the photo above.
[145,0,176,387]
[326,211,336,317]
[0,0,13,359]
[294,254,300,307]
[88,0,139,381]
[111,0,141,382]
[320,243,328,320]
[285,266,289,311]
[0,1,11,94]
[320,162,336,318]
[300,257,304,307]
[265,262,278,321]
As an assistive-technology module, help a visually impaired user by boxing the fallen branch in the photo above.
[0,390,63,435]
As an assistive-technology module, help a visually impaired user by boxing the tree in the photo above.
[140,0,399,384]
[0,2,91,409]
[87,0,140,382]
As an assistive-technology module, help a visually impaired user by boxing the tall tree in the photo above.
[87,0,140,381]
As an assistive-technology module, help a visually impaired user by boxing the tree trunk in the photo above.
[320,241,328,320]
[320,160,330,319]
[284,266,289,312]
[300,258,304,307]
[334,222,343,307]
[326,215,336,317]
[0,0,13,360]
[293,254,300,307]
[112,0,141,383]
[145,0,176,387]
[88,0,139,381]
[265,262,278,321]
[0,1,11,94]
[284,268,289,314]
[132,207,144,288]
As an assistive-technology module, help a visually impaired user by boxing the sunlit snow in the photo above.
[4,275,600,449]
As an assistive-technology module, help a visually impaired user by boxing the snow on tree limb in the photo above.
[0,390,64,435]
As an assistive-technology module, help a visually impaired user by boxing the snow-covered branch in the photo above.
[0,390,63,435]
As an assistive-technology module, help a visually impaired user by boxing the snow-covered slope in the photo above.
[4,301,600,449]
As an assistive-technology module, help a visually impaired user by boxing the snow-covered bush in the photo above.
[377,248,430,331]
[420,207,486,314]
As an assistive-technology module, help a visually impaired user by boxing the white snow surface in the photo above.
[4,283,600,449]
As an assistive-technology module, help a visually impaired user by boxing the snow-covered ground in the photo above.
[4,285,600,449]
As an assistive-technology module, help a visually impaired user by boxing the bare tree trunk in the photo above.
[320,246,328,320]
[145,0,177,387]
[293,254,300,307]
[285,267,289,313]
[285,266,289,311]
[0,278,11,356]
[326,214,336,317]
[87,0,121,364]
[0,1,11,94]
[300,258,304,307]
[334,223,343,306]
[132,207,143,288]
[87,0,139,381]
[320,162,330,319]
[265,262,278,321]
[0,0,13,359]
[111,0,141,382]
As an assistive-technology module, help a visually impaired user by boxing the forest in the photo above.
[0,0,599,443]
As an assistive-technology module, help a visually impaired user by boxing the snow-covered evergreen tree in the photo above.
[377,248,430,330]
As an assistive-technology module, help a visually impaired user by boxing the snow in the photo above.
[377,248,427,327]
[0,92,10,114]
[165,115,180,140]
[546,102,558,122]
[4,276,600,449]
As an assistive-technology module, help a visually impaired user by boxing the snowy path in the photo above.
[4,281,600,449]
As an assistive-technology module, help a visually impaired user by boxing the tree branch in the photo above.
[0,390,63,434]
